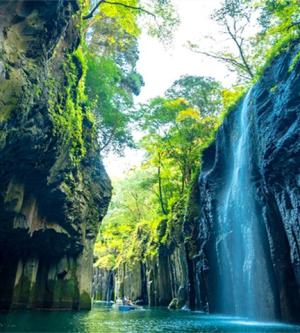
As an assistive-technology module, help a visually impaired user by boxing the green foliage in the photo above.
[85,52,140,154]
[138,94,219,205]
[81,0,179,153]
[91,0,300,280]
[189,0,300,85]
[289,50,300,72]
[86,0,141,38]
[84,0,144,154]
[166,75,223,116]
[48,46,91,164]
[219,85,246,120]
[94,76,222,271]
[254,0,300,78]
[144,0,180,44]
[94,168,162,268]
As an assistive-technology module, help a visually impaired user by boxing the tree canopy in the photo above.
[94,76,222,270]
[189,0,300,84]
[82,0,179,154]
[92,0,300,274]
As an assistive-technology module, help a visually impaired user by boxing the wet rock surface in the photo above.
[92,268,114,302]
[102,41,300,320]
[0,1,111,310]
[197,42,300,321]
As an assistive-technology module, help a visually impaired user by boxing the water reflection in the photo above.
[0,306,299,332]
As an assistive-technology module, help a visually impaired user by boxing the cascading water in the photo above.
[216,89,277,319]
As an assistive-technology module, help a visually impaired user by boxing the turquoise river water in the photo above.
[0,304,300,333]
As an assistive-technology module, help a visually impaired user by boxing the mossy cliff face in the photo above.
[96,43,300,321]
[109,195,199,309]
[90,187,202,309]
[112,247,190,308]
[0,1,111,310]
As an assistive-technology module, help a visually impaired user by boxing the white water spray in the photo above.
[216,89,276,319]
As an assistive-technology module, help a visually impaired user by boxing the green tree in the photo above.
[94,76,222,272]
[255,0,300,72]
[84,1,142,153]
[94,168,160,268]
[188,0,300,83]
[83,0,179,153]
[85,54,140,153]
[188,0,257,83]
[166,75,223,116]
[140,98,218,202]
[136,76,222,213]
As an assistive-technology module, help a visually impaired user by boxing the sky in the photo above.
[104,0,231,179]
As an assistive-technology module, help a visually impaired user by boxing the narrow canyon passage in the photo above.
[0,0,300,332]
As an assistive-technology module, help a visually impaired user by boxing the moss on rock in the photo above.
[0,0,111,310]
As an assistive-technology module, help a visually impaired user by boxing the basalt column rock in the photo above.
[92,268,114,302]
[112,201,194,308]
[198,42,300,321]
[0,1,111,310]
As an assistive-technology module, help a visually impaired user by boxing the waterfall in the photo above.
[216,89,276,319]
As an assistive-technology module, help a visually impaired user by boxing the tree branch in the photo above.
[83,0,105,20]
[99,125,117,152]
[83,0,155,20]
[287,21,300,30]
[195,50,249,71]
[224,20,254,78]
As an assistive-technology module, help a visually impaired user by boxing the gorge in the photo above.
[0,0,300,332]
[94,41,300,323]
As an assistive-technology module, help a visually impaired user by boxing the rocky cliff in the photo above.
[0,1,111,310]
[92,268,114,302]
[94,42,300,321]
[198,41,300,321]
[96,189,200,309]
[111,243,190,308]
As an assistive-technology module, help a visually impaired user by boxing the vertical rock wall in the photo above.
[0,1,111,310]
[94,42,300,323]
[92,268,114,302]
[111,244,190,307]
[95,190,201,309]
[197,42,300,321]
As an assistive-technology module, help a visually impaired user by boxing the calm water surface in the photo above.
[0,304,300,333]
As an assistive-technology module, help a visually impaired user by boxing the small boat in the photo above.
[112,303,137,312]
[118,305,136,312]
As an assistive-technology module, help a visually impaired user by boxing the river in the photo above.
[0,304,300,332]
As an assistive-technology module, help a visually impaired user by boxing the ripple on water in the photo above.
[0,307,300,333]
